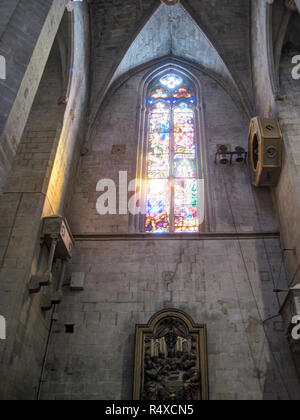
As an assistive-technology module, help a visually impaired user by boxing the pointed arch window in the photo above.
[144,73,200,233]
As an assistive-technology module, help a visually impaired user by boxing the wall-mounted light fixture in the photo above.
[216,145,230,165]
[215,145,247,165]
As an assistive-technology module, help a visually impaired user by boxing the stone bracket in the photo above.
[29,216,74,295]
[29,273,53,294]
[40,291,63,311]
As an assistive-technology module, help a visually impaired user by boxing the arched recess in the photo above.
[266,0,299,96]
[88,1,252,138]
[87,54,253,234]
[0,19,66,402]
[267,1,288,95]
[56,10,75,103]
[3,8,76,206]
[0,0,66,193]
[133,61,212,233]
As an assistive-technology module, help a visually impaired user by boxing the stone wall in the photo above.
[69,63,269,235]
[250,1,300,386]
[251,0,276,116]
[0,0,67,192]
[0,2,89,400]
[0,0,19,39]
[111,4,235,96]
[39,63,300,400]
[275,47,300,286]
[88,0,254,132]
[1,0,300,401]
[41,236,299,400]
[251,0,300,285]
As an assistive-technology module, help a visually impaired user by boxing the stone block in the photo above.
[70,272,85,291]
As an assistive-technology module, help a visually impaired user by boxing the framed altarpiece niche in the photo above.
[133,309,209,400]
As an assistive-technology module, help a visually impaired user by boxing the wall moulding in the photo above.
[72,232,281,242]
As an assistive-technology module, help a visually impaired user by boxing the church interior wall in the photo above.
[40,237,299,400]
[38,63,300,400]
[274,29,300,288]
[0,0,66,192]
[0,2,89,399]
[0,0,299,401]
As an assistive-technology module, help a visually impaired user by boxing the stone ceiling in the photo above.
[88,0,254,125]
[111,3,234,87]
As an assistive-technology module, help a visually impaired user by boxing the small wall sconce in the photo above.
[215,144,247,165]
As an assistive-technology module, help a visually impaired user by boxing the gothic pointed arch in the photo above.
[88,1,252,133]
[266,0,300,96]
[134,61,212,233]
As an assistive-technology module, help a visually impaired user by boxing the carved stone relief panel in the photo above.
[133,309,208,400]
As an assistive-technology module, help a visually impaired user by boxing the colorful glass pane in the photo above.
[173,87,193,99]
[150,87,169,100]
[174,179,199,232]
[174,209,199,232]
[174,158,196,178]
[145,75,200,233]
[148,102,170,179]
[174,106,195,156]
[174,179,198,207]
[145,179,170,233]
[160,74,183,89]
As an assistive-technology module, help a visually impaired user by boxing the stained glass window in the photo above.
[160,74,183,89]
[145,74,200,233]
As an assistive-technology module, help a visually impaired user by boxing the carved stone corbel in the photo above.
[29,236,58,293]
[29,216,74,294]
[41,258,68,311]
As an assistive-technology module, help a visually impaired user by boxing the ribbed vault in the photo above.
[111,3,234,88]
[88,0,254,127]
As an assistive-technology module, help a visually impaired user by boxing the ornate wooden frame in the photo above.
[133,309,209,400]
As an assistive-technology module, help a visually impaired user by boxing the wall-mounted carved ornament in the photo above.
[29,216,74,294]
[133,309,208,400]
